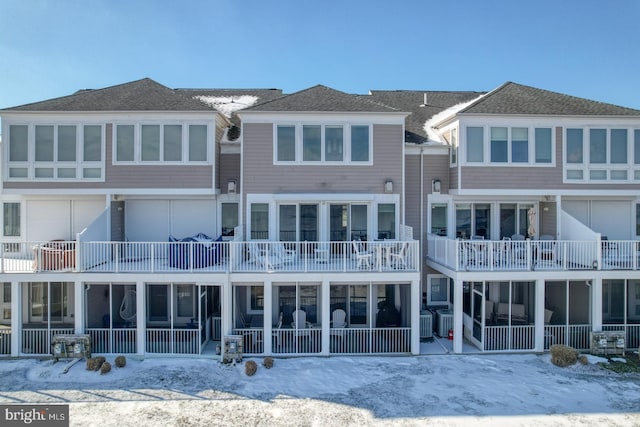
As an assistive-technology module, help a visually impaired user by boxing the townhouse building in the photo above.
[0,78,638,358]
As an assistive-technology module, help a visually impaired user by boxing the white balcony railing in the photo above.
[0,240,419,274]
[427,234,626,272]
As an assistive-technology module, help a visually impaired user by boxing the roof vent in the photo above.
[419,93,428,107]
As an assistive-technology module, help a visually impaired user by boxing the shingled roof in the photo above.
[459,82,640,116]
[244,85,399,113]
[368,90,485,143]
[2,78,216,112]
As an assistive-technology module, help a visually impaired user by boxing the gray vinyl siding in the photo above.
[4,123,215,190]
[460,126,640,190]
[405,153,451,245]
[242,123,404,194]
[540,202,557,238]
[219,153,240,194]
[449,164,458,191]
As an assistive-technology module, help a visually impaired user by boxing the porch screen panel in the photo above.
[279,205,296,241]
[3,202,20,237]
[474,204,490,239]
[330,204,347,241]
[250,204,269,240]
[500,204,516,239]
[176,285,194,318]
[431,204,447,236]
[456,204,471,239]
[300,204,318,241]
[351,205,367,241]
[377,204,395,240]
[602,280,624,324]
[147,285,168,322]
[628,280,640,324]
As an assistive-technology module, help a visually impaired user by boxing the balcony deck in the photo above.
[0,240,419,274]
[427,234,640,272]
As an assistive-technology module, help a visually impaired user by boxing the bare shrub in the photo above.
[100,361,112,375]
[550,344,578,367]
[245,360,258,376]
[263,357,274,369]
[114,355,126,368]
[86,358,100,371]
[578,355,589,365]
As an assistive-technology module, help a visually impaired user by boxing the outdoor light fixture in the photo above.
[592,260,598,269]
[384,180,393,193]
[432,179,441,193]
[227,180,237,194]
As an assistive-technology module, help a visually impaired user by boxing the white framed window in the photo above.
[273,123,371,165]
[426,275,451,307]
[6,123,104,181]
[221,203,239,238]
[565,127,639,183]
[449,128,458,166]
[2,202,21,238]
[465,126,554,166]
[114,122,210,164]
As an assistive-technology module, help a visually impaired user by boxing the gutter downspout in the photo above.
[420,147,425,264]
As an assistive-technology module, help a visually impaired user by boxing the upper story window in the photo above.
[6,123,103,181]
[449,128,458,166]
[565,127,640,182]
[114,123,209,164]
[275,123,371,164]
[465,126,553,166]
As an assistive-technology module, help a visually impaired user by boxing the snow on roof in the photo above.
[423,93,486,143]
[193,95,259,117]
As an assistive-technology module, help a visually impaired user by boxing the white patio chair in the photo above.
[291,309,311,338]
[537,234,556,265]
[272,312,283,349]
[352,240,372,269]
[389,242,408,269]
[330,308,347,338]
[274,242,297,264]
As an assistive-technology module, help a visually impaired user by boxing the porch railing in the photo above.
[484,325,535,351]
[544,324,592,350]
[86,328,137,354]
[232,328,264,354]
[0,239,419,274]
[272,328,322,354]
[427,234,618,272]
[146,328,200,354]
[22,328,74,355]
[0,328,11,355]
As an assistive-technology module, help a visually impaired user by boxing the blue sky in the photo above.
[1,0,639,110]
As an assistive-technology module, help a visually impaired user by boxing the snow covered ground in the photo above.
[0,353,639,426]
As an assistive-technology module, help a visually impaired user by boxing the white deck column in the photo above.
[534,278,545,352]
[10,281,20,357]
[592,277,603,332]
[263,280,272,355]
[321,279,330,356]
[74,281,83,334]
[223,280,233,340]
[453,278,463,354]
[136,280,145,355]
[411,278,420,355]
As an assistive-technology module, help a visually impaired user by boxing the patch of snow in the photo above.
[194,95,259,117]
[0,354,639,426]
[611,357,627,363]
[423,94,486,143]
